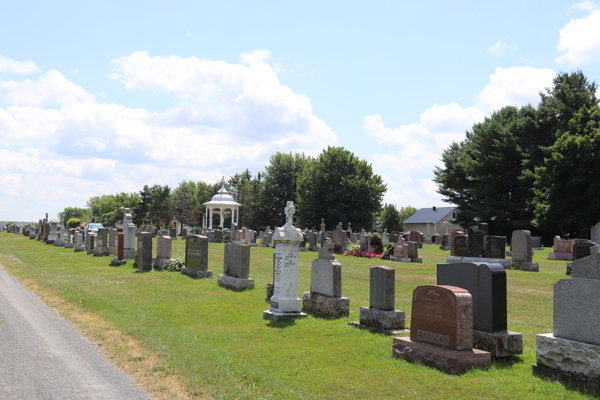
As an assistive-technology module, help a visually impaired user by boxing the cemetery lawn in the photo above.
[0,233,595,400]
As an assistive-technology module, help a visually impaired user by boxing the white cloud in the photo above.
[0,55,41,74]
[0,69,95,106]
[240,49,272,65]
[556,2,600,65]
[476,67,556,112]
[486,38,514,57]
[365,66,557,209]
[0,51,337,221]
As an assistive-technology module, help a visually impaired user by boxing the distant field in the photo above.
[0,232,593,400]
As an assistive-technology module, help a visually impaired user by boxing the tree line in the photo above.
[434,71,600,240]
[59,147,417,232]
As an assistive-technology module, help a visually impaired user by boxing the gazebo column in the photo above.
[208,208,212,229]
[219,209,224,228]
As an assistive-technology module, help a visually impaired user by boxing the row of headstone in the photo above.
[533,244,600,392]
[390,238,422,263]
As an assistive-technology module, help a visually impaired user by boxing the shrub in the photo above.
[166,258,184,272]
[382,242,395,260]
[66,218,81,229]
[369,233,383,254]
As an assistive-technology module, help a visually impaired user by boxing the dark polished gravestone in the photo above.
[181,235,212,279]
[455,236,469,257]
[218,243,254,290]
[134,232,153,272]
[573,239,596,261]
[467,223,488,258]
[436,262,523,357]
[483,236,506,259]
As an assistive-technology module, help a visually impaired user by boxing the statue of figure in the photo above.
[320,218,326,232]
[337,222,343,230]
[284,201,296,226]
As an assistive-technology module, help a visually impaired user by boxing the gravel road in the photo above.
[0,264,150,400]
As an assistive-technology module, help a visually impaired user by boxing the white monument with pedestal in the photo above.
[263,201,307,322]
[122,208,137,259]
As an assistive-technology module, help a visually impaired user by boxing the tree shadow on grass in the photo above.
[492,355,524,369]
[265,319,297,329]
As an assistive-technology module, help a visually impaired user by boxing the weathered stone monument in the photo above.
[53,224,65,246]
[349,265,406,334]
[218,243,254,290]
[392,285,491,374]
[47,219,58,245]
[181,235,212,278]
[134,232,153,272]
[86,233,96,255]
[74,232,85,252]
[591,222,600,246]
[302,239,349,319]
[264,201,307,322]
[437,262,523,357]
[548,236,574,260]
[152,236,174,269]
[450,231,464,255]
[108,228,116,254]
[533,244,600,393]
[390,238,410,262]
[510,230,540,272]
[110,232,127,266]
[93,228,111,256]
[331,222,348,254]
[122,208,137,259]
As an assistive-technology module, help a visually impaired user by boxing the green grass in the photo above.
[0,232,593,399]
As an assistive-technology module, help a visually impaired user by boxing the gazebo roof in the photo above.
[203,185,241,207]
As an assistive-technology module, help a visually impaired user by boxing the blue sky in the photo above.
[1,1,600,222]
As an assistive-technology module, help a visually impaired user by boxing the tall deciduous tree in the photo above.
[262,152,310,228]
[173,180,198,226]
[435,71,599,238]
[533,105,600,237]
[58,207,91,226]
[87,192,141,227]
[296,146,386,230]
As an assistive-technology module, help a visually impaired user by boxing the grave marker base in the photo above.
[110,258,127,266]
[93,247,111,257]
[74,246,85,252]
[152,258,174,270]
[440,245,451,251]
[262,310,307,322]
[392,337,491,374]
[180,267,212,279]
[54,241,65,247]
[64,243,75,248]
[511,261,539,272]
[548,252,573,260]
[348,321,410,336]
[473,330,523,357]
[358,306,405,330]
[535,333,600,382]
[218,274,255,290]
[302,292,349,319]
[532,364,600,396]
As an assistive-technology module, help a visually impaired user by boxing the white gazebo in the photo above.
[203,185,241,229]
